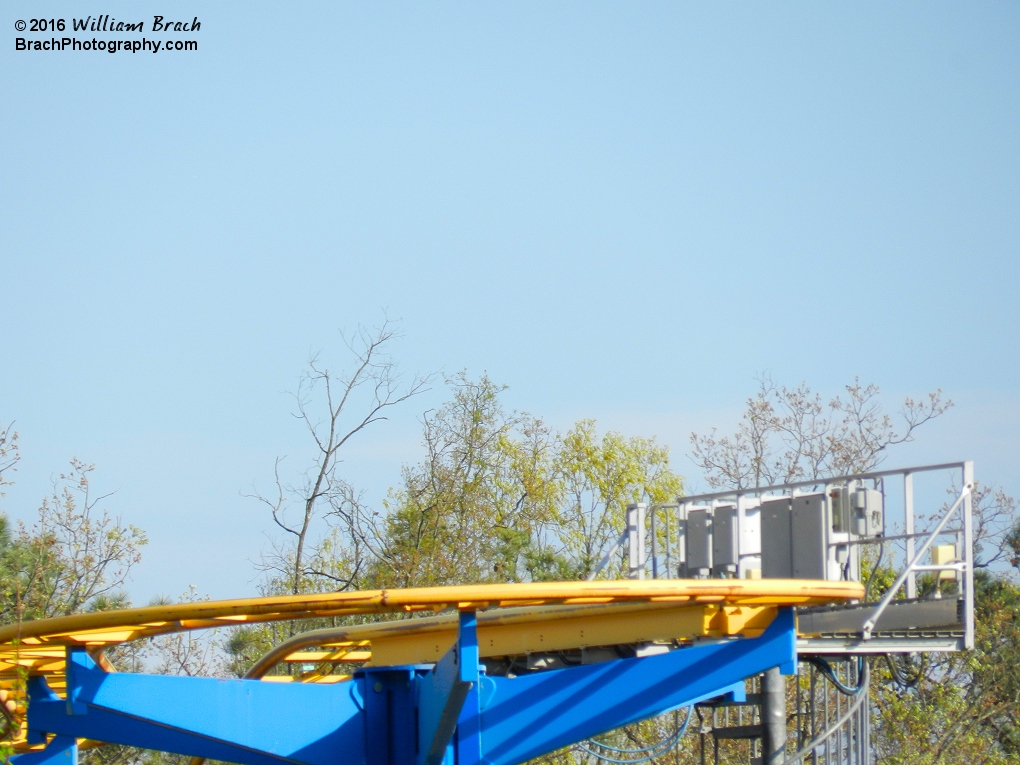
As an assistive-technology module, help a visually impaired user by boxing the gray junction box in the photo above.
[686,509,711,575]
[711,505,738,576]
[791,494,827,579]
[761,498,793,578]
[761,493,830,579]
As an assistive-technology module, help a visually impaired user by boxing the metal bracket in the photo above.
[417,611,479,765]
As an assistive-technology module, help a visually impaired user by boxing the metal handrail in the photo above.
[860,482,972,639]
[679,461,967,504]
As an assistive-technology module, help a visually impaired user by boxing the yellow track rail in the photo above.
[0,579,863,751]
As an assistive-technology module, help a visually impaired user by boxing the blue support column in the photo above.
[361,667,418,765]
[453,612,481,765]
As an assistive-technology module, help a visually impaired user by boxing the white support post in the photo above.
[735,494,746,580]
[904,472,916,600]
[677,502,688,578]
[627,503,647,580]
[963,461,975,649]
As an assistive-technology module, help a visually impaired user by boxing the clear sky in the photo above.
[2,2,1018,602]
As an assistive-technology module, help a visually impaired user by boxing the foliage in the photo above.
[366,373,562,587]
[690,376,951,489]
[228,373,684,676]
[0,455,146,626]
[0,422,158,763]
[554,420,682,580]
[361,374,684,589]
[873,576,1020,764]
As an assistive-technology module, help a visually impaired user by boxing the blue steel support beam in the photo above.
[17,608,796,765]
[10,735,78,765]
[24,650,366,765]
[454,612,481,765]
[361,667,418,765]
[475,608,796,765]
[417,611,479,765]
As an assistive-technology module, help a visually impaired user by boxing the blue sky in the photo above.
[2,2,1018,601]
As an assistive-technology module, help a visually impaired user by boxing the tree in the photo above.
[362,375,684,588]
[555,420,682,579]
[0,457,146,626]
[224,325,430,673]
[250,322,430,597]
[0,423,18,499]
[365,373,562,588]
[0,424,150,763]
[690,376,952,489]
[873,575,1020,765]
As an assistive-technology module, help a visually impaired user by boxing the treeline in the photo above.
[1,329,1019,764]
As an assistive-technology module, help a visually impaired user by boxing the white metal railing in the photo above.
[599,462,976,650]
[860,482,972,639]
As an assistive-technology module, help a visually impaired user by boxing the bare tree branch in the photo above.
[250,321,431,598]
[691,377,954,491]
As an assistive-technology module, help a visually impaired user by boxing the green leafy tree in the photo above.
[0,452,146,626]
[555,420,682,579]
[362,375,683,589]
[367,373,562,588]
[0,422,151,763]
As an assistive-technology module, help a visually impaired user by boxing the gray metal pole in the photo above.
[761,667,787,765]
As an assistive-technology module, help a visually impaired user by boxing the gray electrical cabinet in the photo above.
[761,498,793,578]
[791,494,827,579]
[686,508,712,576]
[712,505,738,576]
[762,494,829,580]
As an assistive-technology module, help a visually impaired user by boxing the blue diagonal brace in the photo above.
[477,607,797,765]
[418,611,479,765]
[25,649,367,765]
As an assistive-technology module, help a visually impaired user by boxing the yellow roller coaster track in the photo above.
[0,579,863,753]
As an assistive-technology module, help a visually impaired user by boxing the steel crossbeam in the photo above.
[16,608,796,765]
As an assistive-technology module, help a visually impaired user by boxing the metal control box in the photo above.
[762,494,828,580]
[853,488,884,537]
[790,494,827,579]
[761,498,792,578]
[712,505,738,575]
[829,486,850,533]
[686,508,712,576]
